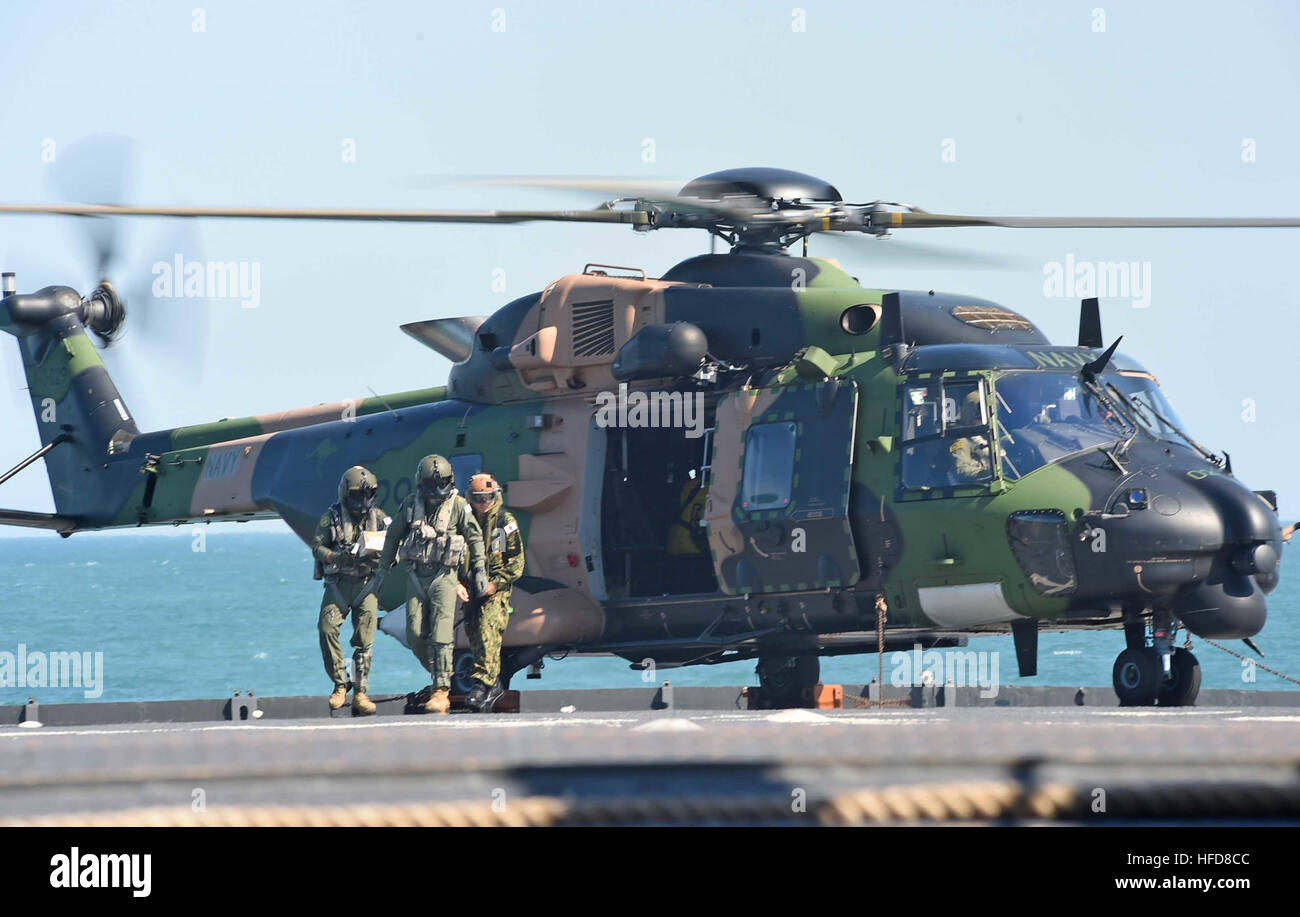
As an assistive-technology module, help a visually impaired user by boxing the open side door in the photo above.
[703,379,860,594]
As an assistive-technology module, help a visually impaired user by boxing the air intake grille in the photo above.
[951,304,1034,331]
[572,299,616,357]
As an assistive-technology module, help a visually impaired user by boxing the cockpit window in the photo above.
[901,378,994,489]
[1109,373,1192,444]
[994,373,1129,479]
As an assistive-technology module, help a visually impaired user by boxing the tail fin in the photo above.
[2,279,140,526]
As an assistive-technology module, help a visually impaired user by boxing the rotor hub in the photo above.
[678,167,842,205]
[80,280,127,344]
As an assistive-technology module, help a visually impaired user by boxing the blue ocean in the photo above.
[2,530,1297,705]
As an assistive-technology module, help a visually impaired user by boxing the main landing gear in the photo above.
[1111,611,1201,707]
[756,654,820,708]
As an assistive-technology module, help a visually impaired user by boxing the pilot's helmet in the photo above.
[959,389,983,426]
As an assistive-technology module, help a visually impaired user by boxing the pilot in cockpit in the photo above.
[949,389,991,482]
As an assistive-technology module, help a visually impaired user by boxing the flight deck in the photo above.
[4,686,1298,826]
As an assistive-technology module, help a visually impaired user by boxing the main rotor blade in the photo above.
[0,203,653,226]
[872,212,1300,230]
[459,175,690,199]
[456,175,766,221]
[813,233,1034,270]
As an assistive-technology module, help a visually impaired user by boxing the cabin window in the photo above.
[741,422,797,510]
[901,378,993,490]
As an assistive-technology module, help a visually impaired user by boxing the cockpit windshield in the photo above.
[1108,373,1194,445]
[900,369,1198,488]
[994,373,1130,480]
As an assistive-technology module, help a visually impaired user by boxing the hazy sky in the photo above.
[1,0,1298,533]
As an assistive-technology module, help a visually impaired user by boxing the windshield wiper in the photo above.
[1105,381,1218,464]
[1113,425,1141,461]
[1077,338,1141,468]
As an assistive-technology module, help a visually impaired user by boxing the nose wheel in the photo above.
[1112,647,1162,706]
[1157,647,1202,707]
[1112,644,1201,707]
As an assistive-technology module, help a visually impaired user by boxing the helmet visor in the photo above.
[419,476,455,501]
[344,485,377,516]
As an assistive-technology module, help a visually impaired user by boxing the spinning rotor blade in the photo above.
[812,233,1035,270]
[458,175,689,199]
[48,134,136,279]
[7,157,1300,256]
[0,202,653,226]
[19,135,213,414]
[869,211,1300,231]
[7,199,1298,234]
[460,173,832,224]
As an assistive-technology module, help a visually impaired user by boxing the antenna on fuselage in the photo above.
[1078,297,1103,348]
[880,292,909,369]
[880,292,903,347]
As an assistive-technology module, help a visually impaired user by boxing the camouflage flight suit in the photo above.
[312,503,389,693]
[949,435,992,482]
[379,492,485,690]
[460,496,525,687]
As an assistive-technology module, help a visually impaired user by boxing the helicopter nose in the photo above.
[1191,470,1281,554]
[1059,452,1283,639]
[1155,470,1281,638]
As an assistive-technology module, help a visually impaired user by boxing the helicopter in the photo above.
[0,166,1294,707]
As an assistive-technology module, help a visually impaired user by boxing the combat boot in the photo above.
[478,679,505,713]
[423,687,450,715]
[328,685,348,710]
[465,681,489,712]
[352,691,376,716]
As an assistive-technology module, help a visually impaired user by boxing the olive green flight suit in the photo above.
[460,497,525,687]
[312,504,389,692]
[379,492,485,690]
[949,434,992,482]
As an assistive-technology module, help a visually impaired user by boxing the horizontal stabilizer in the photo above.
[0,509,77,534]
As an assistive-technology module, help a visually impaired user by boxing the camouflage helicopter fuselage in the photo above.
[2,252,1283,686]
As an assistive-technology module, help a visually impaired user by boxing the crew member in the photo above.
[949,435,992,481]
[456,472,525,713]
[666,473,709,556]
[375,455,486,715]
[312,465,389,715]
[949,388,991,482]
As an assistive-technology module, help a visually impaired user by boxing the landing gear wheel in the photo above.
[756,655,820,708]
[1112,647,1161,706]
[1157,648,1201,707]
[451,649,477,697]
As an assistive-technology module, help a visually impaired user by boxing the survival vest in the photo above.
[399,495,468,570]
[316,504,388,579]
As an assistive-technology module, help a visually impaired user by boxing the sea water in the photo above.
[1,530,1297,705]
